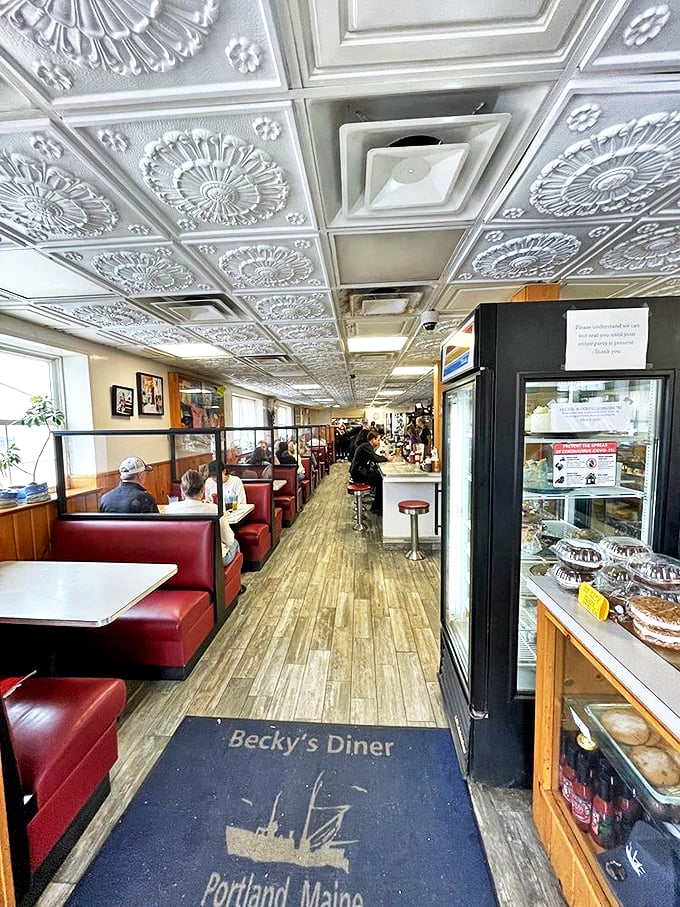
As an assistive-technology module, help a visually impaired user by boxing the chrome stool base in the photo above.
[398,499,430,560]
[347,483,372,531]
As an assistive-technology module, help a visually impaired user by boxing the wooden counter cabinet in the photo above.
[533,598,680,907]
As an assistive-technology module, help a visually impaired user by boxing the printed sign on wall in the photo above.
[552,441,618,488]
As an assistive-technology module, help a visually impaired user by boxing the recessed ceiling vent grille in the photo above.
[243,354,292,368]
[151,294,247,323]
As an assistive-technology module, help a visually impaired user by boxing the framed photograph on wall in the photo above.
[111,384,134,417]
[136,372,164,416]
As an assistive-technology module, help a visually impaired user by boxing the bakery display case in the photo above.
[438,299,680,789]
[529,572,680,907]
[519,376,664,694]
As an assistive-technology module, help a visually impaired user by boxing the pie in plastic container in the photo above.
[628,555,680,590]
[599,535,652,564]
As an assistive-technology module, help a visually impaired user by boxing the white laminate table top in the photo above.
[273,479,286,491]
[157,503,254,523]
[0,560,177,627]
[379,462,441,482]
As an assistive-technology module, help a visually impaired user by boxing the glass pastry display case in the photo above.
[529,572,680,907]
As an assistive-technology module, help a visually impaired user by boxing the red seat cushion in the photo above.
[6,677,125,807]
[398,499,430,513]
[66,590,214,668]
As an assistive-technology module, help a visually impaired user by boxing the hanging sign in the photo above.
[552,441,618,487]
[565,308,648,371]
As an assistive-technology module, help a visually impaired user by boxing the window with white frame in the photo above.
[231,394,264,452]
[276,403,293,426]
[0,347,63,489]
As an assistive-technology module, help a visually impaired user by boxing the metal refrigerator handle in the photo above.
[434,481,441,535]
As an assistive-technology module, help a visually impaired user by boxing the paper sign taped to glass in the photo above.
[565,307,649,371]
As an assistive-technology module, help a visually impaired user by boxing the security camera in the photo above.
[420,310,439,332]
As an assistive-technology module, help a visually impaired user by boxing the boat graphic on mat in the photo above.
[226,772,356,873]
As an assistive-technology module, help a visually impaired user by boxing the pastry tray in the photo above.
[584,701,680,821]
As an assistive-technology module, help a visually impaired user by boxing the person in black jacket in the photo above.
[350,430,394,515]
[99,456,159,514]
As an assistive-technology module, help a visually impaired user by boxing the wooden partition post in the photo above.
[433,361,443,459]
[511,284,560,303]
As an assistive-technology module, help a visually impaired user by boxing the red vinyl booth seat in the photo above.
[235,482,273,570]
[50,519,236,679]
[273,465,298,526]
[274,506,283,541]
[4,676,126,876]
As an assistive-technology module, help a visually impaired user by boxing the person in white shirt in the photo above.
[204,460,247,506]
[166,469,240,565]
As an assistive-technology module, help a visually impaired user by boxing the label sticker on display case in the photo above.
[551,401,633,433]
[552,441,617,488]
[577,583,610,622]
[441,315,475,382]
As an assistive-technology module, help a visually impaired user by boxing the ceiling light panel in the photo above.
[0,1,286,107]
[0,249,109,298]
[347,336,407,352]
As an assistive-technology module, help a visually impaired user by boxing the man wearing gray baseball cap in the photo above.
[99,456,159,514]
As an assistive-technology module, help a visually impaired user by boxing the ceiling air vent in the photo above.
[243,354,292,368]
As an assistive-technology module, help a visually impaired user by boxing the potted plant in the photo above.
[7,396,65,504]
[0,440,22,507]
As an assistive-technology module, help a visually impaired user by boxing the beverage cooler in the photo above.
[438,298,680,787]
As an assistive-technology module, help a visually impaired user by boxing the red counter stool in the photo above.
[398,499,430,560]
[347,482,372,531]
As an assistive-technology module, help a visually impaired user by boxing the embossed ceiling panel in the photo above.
[68,104,315,237]
[0,120,162,243]
[0,0,677,409]
[189,236,328,292]
[0,0,285,107]
[451,222,630,283]
[51,242,215,297]
[583,1,680,73]
[291,0,599,84]
[486,85,680,226]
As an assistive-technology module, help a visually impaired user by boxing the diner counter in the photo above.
[526,573,680,741]
[378,461,441,545]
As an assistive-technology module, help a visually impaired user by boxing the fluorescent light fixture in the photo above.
[347,336,407,353]
[290,383,322,390]
[379,389,404,396]
[154,343,230,358]
[392,365,433,377]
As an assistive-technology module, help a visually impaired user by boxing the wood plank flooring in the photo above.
[35,462,566,907]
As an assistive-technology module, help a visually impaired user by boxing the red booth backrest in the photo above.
[50,520,215,592]
[273,465,297,495]
[244,482,272,524]
[301,456,312,481]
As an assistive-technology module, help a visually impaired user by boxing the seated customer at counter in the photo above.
[167,469,240,565]
[99,456,159,514]
[350,430,394,516]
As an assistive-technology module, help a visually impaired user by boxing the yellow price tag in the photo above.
[578,582,609,621]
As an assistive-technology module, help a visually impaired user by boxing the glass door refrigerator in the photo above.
[439,298,680,788]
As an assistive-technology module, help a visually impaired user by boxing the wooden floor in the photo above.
[36,462,566,907]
